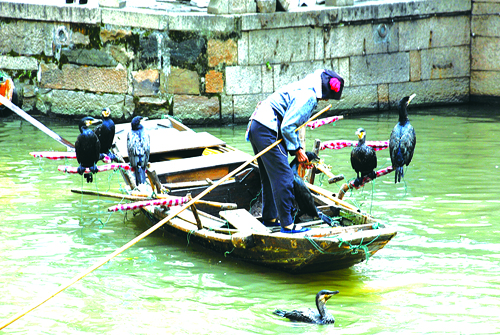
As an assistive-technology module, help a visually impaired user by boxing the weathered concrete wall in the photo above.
[0,0,483,126]
[470,0,500,102]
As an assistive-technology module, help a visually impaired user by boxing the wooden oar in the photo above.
[0,94,75,150]
[0,104,333,330]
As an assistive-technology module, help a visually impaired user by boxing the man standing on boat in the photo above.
[246,69,344,233]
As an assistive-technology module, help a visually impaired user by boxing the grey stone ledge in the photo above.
[0,1,100,24]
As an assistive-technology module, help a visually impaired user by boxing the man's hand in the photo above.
[296,148,314,170]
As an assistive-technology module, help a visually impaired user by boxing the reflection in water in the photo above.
[0,105,500,334]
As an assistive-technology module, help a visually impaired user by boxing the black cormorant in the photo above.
[127,116,150,186]
[75,116,101,183]
[94,107,116,161]
[289,152,333,226]
[390,94,416,183]
[350,127,377,187]
[273,290,339,325]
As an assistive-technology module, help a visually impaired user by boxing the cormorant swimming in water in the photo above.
[127,116,150,186]
[390,94,416,183]
[289,152,333,226]
[273,290,339,324]
[94,107,116,161]
[75,116,102,183]
[0,73,21,117]
[350,127,377,187]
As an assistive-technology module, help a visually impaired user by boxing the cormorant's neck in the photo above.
[398,107,409,124]
[358,136,366,145]
[316,298,327,318]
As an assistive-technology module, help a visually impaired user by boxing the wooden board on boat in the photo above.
[115,125,225,159]
[219,209,271,234]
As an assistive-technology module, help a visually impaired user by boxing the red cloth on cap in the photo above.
[329,78,341,92]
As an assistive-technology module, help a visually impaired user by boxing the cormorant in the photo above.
[273,290,339,325]
[289,152,333,226]
[0,73,21,117]
[75,116,102,183]
[390,94,416,183]
[94,107,116,161]
[350,127,377,187]
[127,116,150,186]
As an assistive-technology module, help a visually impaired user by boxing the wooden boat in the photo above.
[110,116,397,274]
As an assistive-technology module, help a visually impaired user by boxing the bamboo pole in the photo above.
[0,104,333,330]
[337,166,395,200]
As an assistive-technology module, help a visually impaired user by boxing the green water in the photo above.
[1,104,499,334]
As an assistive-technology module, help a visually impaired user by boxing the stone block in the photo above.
[233,93,267,123]
[313,28,324,61]
[101,8,168,30]
[272,60,337,92]
[106,45,134,65]
[325,22,398,59]
[338,57,349,86]
[262,65,274,93]
[226,66,262,95]
[238,32,249,66]
[205,70,224,93]
[0,1,99,24]
[220,94,234,124]
[399,16,470,51]
[277,0,297,11]
[167,67,200,95]
[136,97,170,119]
[389,78,469,106]
[173,95,220,125]
[133,69,160,96]
[350,53,409,86]
[207,39,238,68]
[472,2,500,15]
[421,46,470,80]
[377,83,389,110]
[0,56,38,71]
[0,21,54,57]
[248,27,315,65]
[35,89,133,119]
[472,14,500,37]
[472,37,500,71]
[62,48,118,67]
[100,28,132,44]
[325,0,353,6]
[256,0,276,13]
[471,71,500,97]
[168,13,236,34]
[241,9,340,31]
[409,50,421,82]
[332,84,378,111]
[98,0,126,8]
[165,35,205,68]
[40,63,128,94]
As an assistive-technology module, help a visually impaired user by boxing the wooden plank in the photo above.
[151,150,252,178]
[114,127,225,158]
[219,209,271,234]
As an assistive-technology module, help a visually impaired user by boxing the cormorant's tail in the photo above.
[394,166,404,183]
[135,167,146,185]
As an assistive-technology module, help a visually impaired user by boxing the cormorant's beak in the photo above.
[102,109,111,118]
[91,118,102,125]
[356,130,364,140]
[323,290,340,302]
[407,93,416,105]
[142,117,149,122]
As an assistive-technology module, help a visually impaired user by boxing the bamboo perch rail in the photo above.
[0,104,333,331]
[58,163,135,174]
[70,189,238,210]
[337,166,395,200]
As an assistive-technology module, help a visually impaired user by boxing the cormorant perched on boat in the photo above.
[0,73,21,117]
[289,152,333,226]
[94,107,116,161]
[273,290,339,325]
[127,116,150,186]
[350,127,377,187]
[75,116,102,183]
[390,94,416,183]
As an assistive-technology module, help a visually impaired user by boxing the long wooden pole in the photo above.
[0,94,75,150]
[0,104,332,330]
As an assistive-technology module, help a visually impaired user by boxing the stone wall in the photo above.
[471,0,500,102]
[0,0,489,126]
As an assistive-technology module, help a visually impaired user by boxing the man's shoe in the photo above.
[280,224,310,234]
